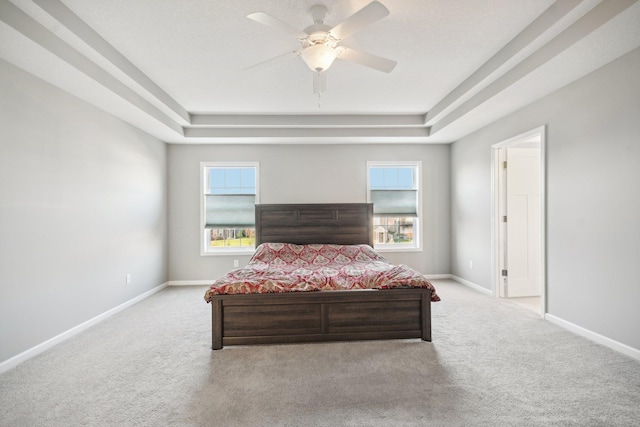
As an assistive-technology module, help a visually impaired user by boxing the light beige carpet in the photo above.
[1,280,639,426]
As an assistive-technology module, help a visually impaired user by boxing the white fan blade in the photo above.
[244,51,300,71]
[247,12,307,39]
[337,47,396,73]
[313,72,327,94]
[329,1,389,41]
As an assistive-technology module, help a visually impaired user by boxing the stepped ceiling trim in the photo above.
[1,0,639,143]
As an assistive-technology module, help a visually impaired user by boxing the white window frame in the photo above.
[200,161,260,256]
[366,160,422,252]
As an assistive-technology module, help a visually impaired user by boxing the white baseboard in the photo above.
[450,275,493,295]
[168,280,213,286]
[0,282,169,374]
[545,314,640,362]
[424,274,453,280]
[447,276,640,361]
[423,274,493,296]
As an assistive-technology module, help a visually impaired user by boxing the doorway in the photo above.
[492,127,546,317]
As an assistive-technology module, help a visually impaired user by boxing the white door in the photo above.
[504,148,541,297]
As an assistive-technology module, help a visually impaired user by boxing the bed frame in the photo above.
[210,203,433,349]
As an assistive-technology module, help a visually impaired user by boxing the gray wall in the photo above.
[0,59,168,364]
[451,47,640,350]
[168,144,451,280]
[4,39,637,365]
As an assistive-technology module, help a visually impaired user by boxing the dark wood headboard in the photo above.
[255,203,373,246]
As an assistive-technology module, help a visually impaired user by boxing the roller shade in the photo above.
[370,190,417,216]
[205,194,255,228]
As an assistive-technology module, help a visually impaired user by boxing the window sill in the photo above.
[374,246,422,253]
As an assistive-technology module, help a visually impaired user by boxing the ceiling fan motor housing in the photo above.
[303,25,336,44]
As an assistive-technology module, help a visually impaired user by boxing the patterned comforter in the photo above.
[204,243,440,302]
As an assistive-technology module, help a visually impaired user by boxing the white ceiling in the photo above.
[1,0,639,144]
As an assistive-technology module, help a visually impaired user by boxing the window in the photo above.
[367,161,421,251]
[201,162,259,255]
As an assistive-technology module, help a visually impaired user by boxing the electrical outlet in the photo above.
[233,259,239,268]
[126,274,131,284]
[469,260,473,269]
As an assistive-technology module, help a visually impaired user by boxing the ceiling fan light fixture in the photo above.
[301,43,337,72]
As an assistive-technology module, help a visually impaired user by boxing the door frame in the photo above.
[491,126,546,317]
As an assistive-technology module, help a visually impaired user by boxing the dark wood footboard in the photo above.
[211,288,432,349]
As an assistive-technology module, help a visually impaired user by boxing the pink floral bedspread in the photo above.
[204,243,440,302]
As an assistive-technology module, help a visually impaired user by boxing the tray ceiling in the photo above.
[1,0,639,143]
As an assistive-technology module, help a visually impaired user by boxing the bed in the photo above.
[204,203,439,350]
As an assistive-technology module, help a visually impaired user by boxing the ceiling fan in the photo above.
[246,1,397,95]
